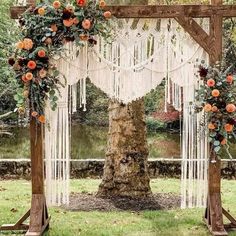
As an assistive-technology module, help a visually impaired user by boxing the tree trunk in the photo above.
[97,99,151,198]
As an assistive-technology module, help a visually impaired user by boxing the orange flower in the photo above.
[79,34,89,41]
[23,90,29,98]
[208,123,215,130]
[39,69,47,78]
[21,75,28,83]
[53,1,61,9]
[104,11,112,18]
[23,38,33,50]
[82,19,91,29]
[51,24,58,32]
[25,72,33,81]
[27,60,37,70]
[63,19,74,27]
[38,7,45,16]
[99,0,106,8]
[204,104,212,112]
[226,75,234,84]
[212,106,218,112]
[212,89,220,97]
[77,0,86,7]
[16,41,24,49]
[225,124,234,132]
[226,104,236,113]
[31,111,38,117]
[38,49,46,58]
[38,115,46,124]
[73,17,79,25]
[18,107,25,115]
[207,79,215,87]
[221,139,227,145]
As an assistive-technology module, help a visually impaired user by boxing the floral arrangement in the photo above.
[8,0,113,123]
[196,61,236,155]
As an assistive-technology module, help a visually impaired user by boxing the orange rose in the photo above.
[63,19,74,27]
[38,115,46,124]
[208,123,215,130]
[31,111,38,117]
[212,89,220,97]
[99,0,106,8]
[38,7,45,16]
[21,75,28,83]
[225,124,234,132]
[221,139,227,145]
[73,18,79,25]
[38,49,46,58]
[207,79,215,87]
[39,69,47,78]
[51,24,58,32]
[104,11,112,18]
[82,19,91,29]
[27,60,37,70]
[53,1,61,9]
[23,38,33,50]
[212,106,218,112]
[16,41,24,49]
[77,0,86,7]
[226,104,236,113]
[226,75,234,84]
[25,72,33,81]
[204,104,212,112]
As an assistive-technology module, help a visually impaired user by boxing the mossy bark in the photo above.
[97,99,151,197]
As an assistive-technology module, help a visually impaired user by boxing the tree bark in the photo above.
[97,99,151,198]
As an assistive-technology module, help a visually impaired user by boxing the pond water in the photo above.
[1,125,235,159]
[0,125,181,159]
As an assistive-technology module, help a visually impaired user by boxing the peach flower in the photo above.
[212,89,220,97]
[79,34,89,41]
[226,75,234,84]
[31,111,38,117]
[212,106,218,112]
[16,41,24,49]
[27,60,37,70]
[226,104,236,113]
[221,139,227,145]
[204,104,212,112]
[38,49,46,58]
[63,19,74,27]
[51,24,58,32]
[207,79,215,87]
[38,7,45,16]
[53,1,61,9]
[104,11,112,18]
[77,0,86,7]
[208,123,215,130]
[25,72,33,81]
[73,18,79,25]
[82,19,91,29]
[23,38,33,50]
[39,69,47,78]
[225,124,234,132]
[99,0,106,8]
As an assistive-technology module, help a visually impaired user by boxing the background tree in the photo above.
[97,0,152,198]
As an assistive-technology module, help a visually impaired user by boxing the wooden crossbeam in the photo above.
[10,4,236,19]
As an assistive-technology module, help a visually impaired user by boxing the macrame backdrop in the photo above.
[45,18,209,208]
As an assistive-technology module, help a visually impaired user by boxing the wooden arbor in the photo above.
[2,0,236,235]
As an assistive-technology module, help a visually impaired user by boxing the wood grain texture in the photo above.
[175,16,211,54]
[10,5,236,19]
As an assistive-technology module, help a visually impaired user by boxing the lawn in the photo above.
[0,178,236,236]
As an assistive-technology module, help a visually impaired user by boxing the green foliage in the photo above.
[146,117,167,132]
[0,0,20,115]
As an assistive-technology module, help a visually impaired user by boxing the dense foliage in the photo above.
[8,0,112,123]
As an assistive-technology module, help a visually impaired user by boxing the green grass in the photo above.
[0,178,236,236]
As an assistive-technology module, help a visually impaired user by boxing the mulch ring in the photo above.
[64,192,180,212]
